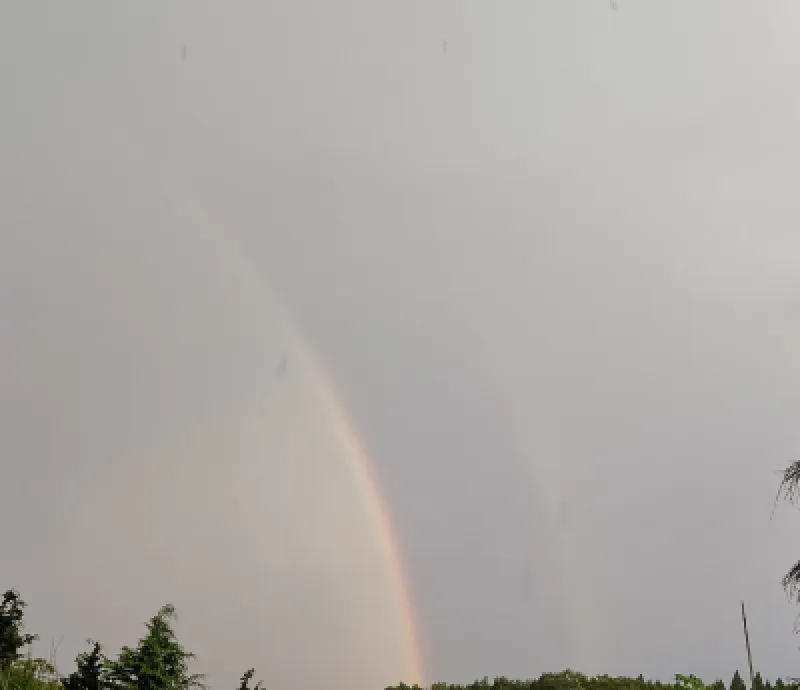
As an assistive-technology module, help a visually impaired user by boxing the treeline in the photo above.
[0,590,261,690]
[3,587,796,690]
[388,671,798,690]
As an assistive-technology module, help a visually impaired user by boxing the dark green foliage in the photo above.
[105,605,204,690]
[397,674,654,690]
[61,641,104,690]
[0,591,38,690]
[0,592,37,668]
[730,672,747,690]
[388,673,788,690]
[236,669,262,690]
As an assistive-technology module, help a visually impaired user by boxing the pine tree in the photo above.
[754,674,766,690]
[61,641,104,690]
[105,605,204,690]
[731,672,747,690]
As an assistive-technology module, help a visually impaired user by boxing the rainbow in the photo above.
[73,91,427,685]
[76,86,609,684]
[173,203,428,689]
[296,335,426,688]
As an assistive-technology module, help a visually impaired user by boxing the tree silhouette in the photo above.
[61,641,105,690]
[105,605,204,690]
[0,591,38,690]
[729,672,746,690]
[236,670,262,690]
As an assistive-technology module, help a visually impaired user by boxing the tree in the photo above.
[774,460,800,601]
[676,675,707,690]
[236,670,263,690]
[61,641,105,690]
[0,591,38,690]
[105,605,204,690]
[730,672,747,690]
[754,674,766,690]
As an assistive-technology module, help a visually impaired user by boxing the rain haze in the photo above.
[2,1,800,689]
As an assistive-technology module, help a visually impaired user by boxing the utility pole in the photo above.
[741,600,756,690]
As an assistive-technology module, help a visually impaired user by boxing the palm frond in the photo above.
[782,559,800,604]
[772,460,800,518]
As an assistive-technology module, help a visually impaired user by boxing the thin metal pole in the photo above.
[741,600,756,690]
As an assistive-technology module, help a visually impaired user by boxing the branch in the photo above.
[772,460,800,519]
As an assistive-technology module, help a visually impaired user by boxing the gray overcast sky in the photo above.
[2,1,800,688]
